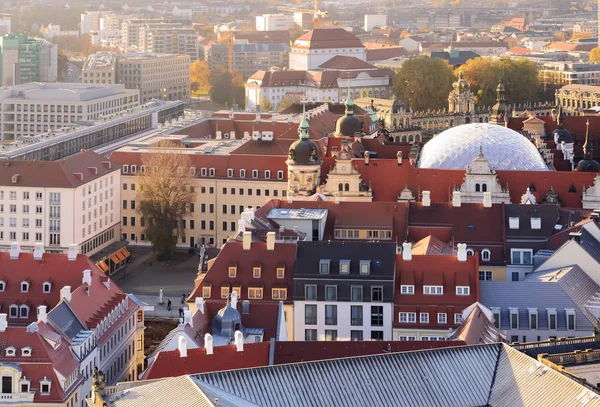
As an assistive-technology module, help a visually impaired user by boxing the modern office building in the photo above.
[207,43,289,77]
[0,33,57,87]
[0,82,140,140]
[142,27,199,61]
[0,14,11,35]
[255,14,295,31]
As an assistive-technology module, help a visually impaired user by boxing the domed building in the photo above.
[576,120,600,172]
[418,123,549,171]
[334,95,364,138]
[287,113,322,197]
[490,80,509,125]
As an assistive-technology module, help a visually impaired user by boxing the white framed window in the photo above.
[566,309,576,330]
[131,165,137,174]
[466,248,474,256]
[122,165,129,173]
[547,308,557,330]
[21,281,29,293]
[40,379,51,395]
[19,305,29,318]
[437,313,447,324]
[189,167,196,176]
[528,308,538,329]
[209,168,215,177]
[339,260,350,275]
[140,165,146,174]
[265,170,271,179]
[511,248,533,265]
[423,285,443,295]
[5,346,15,356]
[508,217,519,229]
[43,282,51,293]
[277,170,284,179]
[200,168,207,176]
[530,217,541,230]
[21,346,31,357]
[399,312,416,323]
[360,260,370,275]
[481,249,491,262]
[9,305,18,318]
[509,308,519,329]
[227,168,234,177]
[456,286,470,296]
[319,259,330,274]
[400,285,414,294]
[240,169,246,178]
[252,169,259,179]
[420,312,429,323]
[398,335,417,341]
[454,313,463,324]
[0,281,5,292]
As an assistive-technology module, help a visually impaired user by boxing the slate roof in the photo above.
[505,204,560,239]
[318,55,375,70]
[47,301,86,340]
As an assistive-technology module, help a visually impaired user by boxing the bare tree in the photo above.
[136,142,195,260]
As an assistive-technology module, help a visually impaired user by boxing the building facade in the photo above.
[290,28,366,71]
[0,33,57,87]
[255,14,295,31]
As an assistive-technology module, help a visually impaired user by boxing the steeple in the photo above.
[298,103,310,139]
[583,119,591,157]
[576,120,600,172]
[345,80,354,115]
[490,76,508,125]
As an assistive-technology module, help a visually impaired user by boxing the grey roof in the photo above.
[480,266,599,331]
[267,208,328,221]
[579,223,600,264]
[47,301,86,340]
[505,204,559,239]
[187,343,600,407]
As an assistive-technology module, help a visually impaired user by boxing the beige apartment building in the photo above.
[145,28,199,61]
[0,150,121,256]
[82,51,117,84]
[109,138,288,247]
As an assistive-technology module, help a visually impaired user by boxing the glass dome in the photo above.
[418,123,549,171]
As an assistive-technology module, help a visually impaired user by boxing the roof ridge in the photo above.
[485,343,504,405]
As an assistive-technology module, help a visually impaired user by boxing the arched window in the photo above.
[481,249,491,262]
[466,248,475,256]
[20,281,29,293]
[338,183,343,192]
[42,282,51,293]
[475,184,481,192]
[482,184,487,192]
[345,183,350,192]
[9,305,18,318]
[20,305,29,319]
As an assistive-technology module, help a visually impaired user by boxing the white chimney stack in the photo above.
[60,286,72,302]
[82,269,92,286]
[183,310,193,327]
[37,305,48,324]
[364,151,370,165]
[234,330,244,352]
[242,231,252,250]
[422,191,431,207]
[0,314,6,332]
[231,290,238,309]
[402,242,412,261]
[178,335,188,357]
[9,242,20,260]
[205,333,214,355]
[266,232,276,251]
[195,297,205,314]
[483,192,492,208]
[238,218,246,233]
[457,243,467,262]
[33,243,44,261]
[452,190,461,207]
[67,244,78,261]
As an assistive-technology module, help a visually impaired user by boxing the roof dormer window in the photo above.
[43,282,51,293]
[481,249,491,262]
[20,305,29,319]
[122,165,129,174]
[20,281,29,293]
[0,281,5,292]
[40,378,51,395]
[5,346,16,356]
[21,346,32,357]
[509,217,519,229]
[531,217,541,230]
[339,260,350,275]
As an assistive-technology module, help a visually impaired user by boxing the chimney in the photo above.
[231,290,238,309]
[364,151,370,165]
[0,314,6,332]
[205,333,214,355]
[178,336,188,357]
[402,242,412,261]
[33,243,44,260]
[67,244,78,261]
[195,297,205,314]
[60,286,72,302]
[242,231,251,250]
[457,243,467,262]
[37,305,47,324]
[397,151,402,166]
[483,192,492,208]
[9,242,20,260]
[266,232,276,250]
[82,269,92,286]
[183,310,193,327]
[422,191,431,207]
[238,218,246,232]
[234,330,244,351]
[452,190,461,207]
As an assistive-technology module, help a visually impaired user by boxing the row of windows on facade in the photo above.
[82,177,114,197]
[464,248,532,265]
[203,286,287,300]
[123,183,287,199]
[304,304,385,328]
[399,285,471,296]
[319,259,372,275]
[122,217,238,234]
[398,312,463,325]
[0,375,52,396]
[1,280,52,294]
[0,191,59,202]
[334,229,393,240]
[82,191,113,211]
[121,164,285,180]
[0,231,48,243]
[228,265,286,279]
[304,329,384,341]
[81,227,115,255]
[494,309,577,331]
[82,214,114,239]
[304,285,385,302]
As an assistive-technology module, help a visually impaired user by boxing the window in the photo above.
[240,169,246,178]
[43,282,51,293]
[479,271,492,281]
[351,305,363,326]
[9,305,18,318]
[399,312,416,323]
[400,285,415,294]
[272,288,287,300]
[423,286,443,295]
[220,286,229,298]
[21,282,29,293]
[265,170,271,179]
[276,267,285,279]
[305,329,317,341]
[253,267,261,278]
[510,309,519,329]
[371,287,383,302]
[351,286,363,302]
[529,310,538,329]
[228,266,237,278]
[305,285,317,300]
[512,272,519,282]
[454,313,464,324]
[325,304,337,325]
[531,217,541,230]
[325,285,337,301]
[548,309,557,330]
[40,380,51,395]
[351,330,363,341]
[371,331,384,340]
[20,305,29,318]
[456,286,470,296]
[508,217,519,229]
[437,313,447,324]
[252,169,259,178]
[0,281,4,292]
[492,309,501,329]
[466,248,475,256]
[481,249,491,262]
[227,168,234,177]
[248,288,263,299]
[277,170,284,179]
[305,304,317,324]
[319,259,330,274]
[360,260,370,275]
[420,313,429,323]
[566,309,576,330]
[339,259,350,275]
[202,286,211,298]
[511,249,533,265]
[324,330,337,341]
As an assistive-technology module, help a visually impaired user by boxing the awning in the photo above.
[121,248,131,258]
[116,251,125,262]
[110,254,121,264]
[97,261,109,273]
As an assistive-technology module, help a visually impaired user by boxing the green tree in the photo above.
[459,56,541,107]
[392,58,455,111]
[260,96,273,112]
[209,68,245,108]
[137,144,195,260]
[57,50,69,81]
[590,47,600,63]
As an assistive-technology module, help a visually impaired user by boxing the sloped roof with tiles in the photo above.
[293,28,364,50]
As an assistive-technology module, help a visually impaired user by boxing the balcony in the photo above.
[0,392,35,403]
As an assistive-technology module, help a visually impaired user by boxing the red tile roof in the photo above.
[318,56,376,70]
[366,47,410,61]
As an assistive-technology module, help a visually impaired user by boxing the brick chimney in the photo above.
[452,190,461,207]
[242,231,252,250]
[402,242,412,261]
[422,191,431,207]
[37,305,48,324]
[266,232,276,250]
[457,243,467,262]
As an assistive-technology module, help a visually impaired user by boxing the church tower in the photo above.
[448,69,475,119]
[287,110,322,199]
[490,79,508,125]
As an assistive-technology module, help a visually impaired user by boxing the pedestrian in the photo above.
[178,308,183,319]
[181,293,185,304]
[167,299,171,311]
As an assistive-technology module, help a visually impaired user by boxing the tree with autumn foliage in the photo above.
[190,60,210,96]
[590,48,600,63]
[208,67,245,108]
[136,143,195,260]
